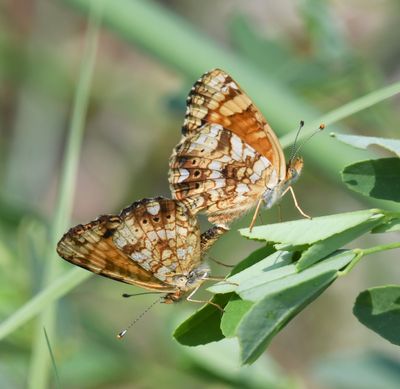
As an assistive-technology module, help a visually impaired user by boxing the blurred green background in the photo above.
[1,0,399,388]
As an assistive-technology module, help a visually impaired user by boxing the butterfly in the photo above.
[169,68,309,229]
[57,197,226,304]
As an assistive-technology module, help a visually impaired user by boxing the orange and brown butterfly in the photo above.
[169,68,310,229]
[57,197,226,305]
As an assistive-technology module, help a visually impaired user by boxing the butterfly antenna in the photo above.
[291,123,325,162]
[117,296,163,339]
[289,120,305,162]
[122,291,163,298]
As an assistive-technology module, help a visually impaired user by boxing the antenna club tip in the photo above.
[319,123,326,130]
[117,330,127,339]
[300,120,305,126]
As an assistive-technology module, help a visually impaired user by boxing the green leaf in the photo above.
[241,209,383,246]
[331,133,400,157]
[175,246,276,346]
[237,271,338,365]
[208,251,293,295]
[229,244,276,276]
[342,158,400,202]
[353,285,400,346]
[237,251,355,302]
[173,293,232,346]
[372,218,400,233]
[239,210,384,270]
[220,296,254,338]
[297,217,383,270]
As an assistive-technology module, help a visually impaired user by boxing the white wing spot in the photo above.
[210,124,223,137]
[177,169,190,183]
[194,196,205,207]
[177,248,186,260]
[177,226,187,235]
[249,173,260,184]
[229,81,238,90]
[210,170,222,179]
[147,203,160,215]
[141,261,151,271]
[213,178,226,188]
[236,183,249,194]
[162,249,172,260]
[267,169,278,188]
[166,230,176,239]
[147,231,158,241]
[209,160,222,171]
[253,158,270,176]
[230,134,243,161]
[209,189,220,201]
[114,236,127,249]
[243,144,256,159]
[157,229,166,240]
[130,252,148,262]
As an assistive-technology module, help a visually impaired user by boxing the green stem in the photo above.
[340,241,400,276]
[43,327,61,389]
[26,3,101,388]
[0,268,91,341]
[361,241,400,256]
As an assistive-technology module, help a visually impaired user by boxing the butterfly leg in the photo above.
[186,286,224,312]
[249,197,264,232]
[203,276,237,286]
[287,186,311,219]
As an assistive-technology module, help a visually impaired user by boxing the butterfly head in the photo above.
[286,156,304,185]
[163,263,210,303]
[262,156,304,210]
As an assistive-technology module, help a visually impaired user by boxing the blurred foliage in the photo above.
[1,0,400,388]
[353,285,400,346]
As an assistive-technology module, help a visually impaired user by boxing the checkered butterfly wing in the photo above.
[57,197,201,291]
[169,69,288,226]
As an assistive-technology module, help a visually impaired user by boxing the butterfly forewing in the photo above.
[169,69,288,225]
[57,198,201,291]
[182,69,286,175]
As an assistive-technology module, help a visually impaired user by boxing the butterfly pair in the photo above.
[57,69,305,308]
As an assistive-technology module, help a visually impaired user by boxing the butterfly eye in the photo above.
[186,271,196,284]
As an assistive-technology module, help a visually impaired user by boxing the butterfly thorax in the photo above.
[262,156,303,209]
[163,263,210,303]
